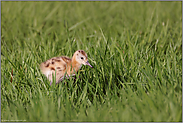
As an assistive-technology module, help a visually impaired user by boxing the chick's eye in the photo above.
[81,57,84,60]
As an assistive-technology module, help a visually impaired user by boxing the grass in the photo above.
[1,1,182,122]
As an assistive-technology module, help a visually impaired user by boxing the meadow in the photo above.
[1,1,182,122]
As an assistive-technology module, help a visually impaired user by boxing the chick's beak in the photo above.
[85,61,93,68]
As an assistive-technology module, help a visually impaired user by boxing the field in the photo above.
[1,1,182,122]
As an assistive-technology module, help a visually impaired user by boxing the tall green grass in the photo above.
[1,1,182,122]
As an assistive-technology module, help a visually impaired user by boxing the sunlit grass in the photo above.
[1,1,182,122]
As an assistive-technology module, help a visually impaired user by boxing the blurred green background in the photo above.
[1,1,182,122]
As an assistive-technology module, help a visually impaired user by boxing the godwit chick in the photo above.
[40,50,93,85]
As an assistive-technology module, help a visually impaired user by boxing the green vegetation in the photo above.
[1,1,182,122]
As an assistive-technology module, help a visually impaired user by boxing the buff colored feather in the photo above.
[40,50,93,85]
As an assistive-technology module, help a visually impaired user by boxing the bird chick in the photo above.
[40,50,93,85]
